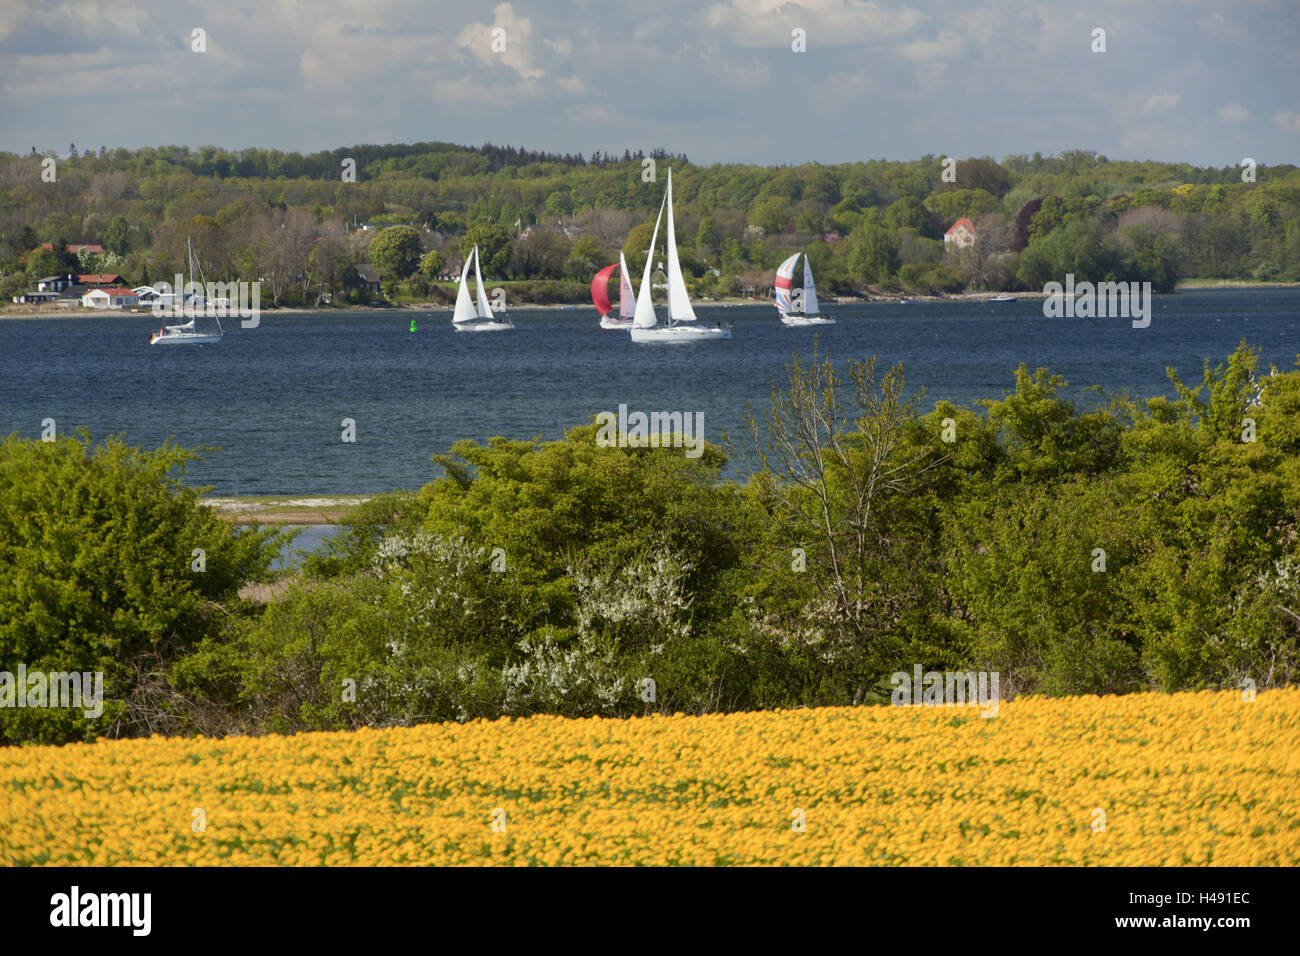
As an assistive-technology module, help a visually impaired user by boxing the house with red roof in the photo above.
[943,218,977,249]
[77,273,126,286]
[81,287,138,309]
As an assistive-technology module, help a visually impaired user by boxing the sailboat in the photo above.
[451,245,513,332]
[630,168,730,344]
[774,252,835,326]
[592,252,635,329]
[149,237,223,345]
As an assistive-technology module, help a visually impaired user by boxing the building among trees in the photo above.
[944,217,977,248]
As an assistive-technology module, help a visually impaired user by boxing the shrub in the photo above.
[0,433,283,743]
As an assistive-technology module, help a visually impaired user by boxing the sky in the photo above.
[1,0,1297,167]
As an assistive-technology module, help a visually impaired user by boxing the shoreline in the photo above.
[202,495,370,526]
[3,281,1296,320]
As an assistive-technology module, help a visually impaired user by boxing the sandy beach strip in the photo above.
[201,496,370,525]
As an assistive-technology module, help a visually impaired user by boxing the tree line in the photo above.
[2,144,1298,308]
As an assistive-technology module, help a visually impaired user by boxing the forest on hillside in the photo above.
[2,142,1299,307]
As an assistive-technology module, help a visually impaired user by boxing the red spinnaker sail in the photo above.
[591,264,617,316]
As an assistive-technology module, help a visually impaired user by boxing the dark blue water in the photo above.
[2,289,1297,494]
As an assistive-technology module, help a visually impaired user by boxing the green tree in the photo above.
[1015,218,1116,288]
[938,157,1012,197]
[368,225,421,286]
[104,216,132,257]
[419,249,444,277]
[884,196,934,236]
[0,433,283,744]
[16,225,38,254]
[924,189,999,227]
[734,345,947,697]
[459,224,512,277]
[622,219,659,276]
[308,234,352,300]
[509,230,570,279]
[750,196,791,236]
[565,236,603,279]
[25,246,59,277]
[545,190,574,219]
[696,215,721,257]
[847,217,899,283]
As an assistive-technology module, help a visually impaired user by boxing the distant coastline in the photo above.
[4,281,1297,320]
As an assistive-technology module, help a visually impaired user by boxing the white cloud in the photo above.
[898,31,964,63]
[1216,103,1251,123]
[1273,110,1300,133]
[0,0,29,44]
[0,48,177,99]
[297,30,430,91]
[4,0,149,39]
[703,0,928,48]
[1141,92,1180,114]
[704,56,772,91]
[454,3,546,81]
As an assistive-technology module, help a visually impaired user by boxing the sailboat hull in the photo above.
[779,313,836,326]
[630,324,730,343]
[452,320,513,332]
[599,315,634,329]
[150,332,223,345]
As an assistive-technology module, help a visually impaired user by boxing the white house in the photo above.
[82,287,138,309]
[943,217,977,249]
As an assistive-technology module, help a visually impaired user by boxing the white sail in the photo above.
[803,255,819,316]
[633,195,667,329]
[618,250,635,321]
[452,250,478,323]
[472,245,495,319]
[664,169,697,323]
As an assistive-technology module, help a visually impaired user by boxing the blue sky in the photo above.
[1,0,1296,166]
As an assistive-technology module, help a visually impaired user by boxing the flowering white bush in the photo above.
[503,630,626,716]
[371,531,494,629]
[570,546,694,646]
[1256,556,1299,598]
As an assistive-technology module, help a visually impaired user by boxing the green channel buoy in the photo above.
[409,319,417,332]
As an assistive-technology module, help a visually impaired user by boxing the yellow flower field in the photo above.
[2,688,1298,866]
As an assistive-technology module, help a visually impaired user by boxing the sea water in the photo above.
[2,289,1296,495]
